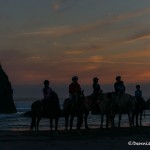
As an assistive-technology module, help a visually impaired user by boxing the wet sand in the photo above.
[0,127,150,150]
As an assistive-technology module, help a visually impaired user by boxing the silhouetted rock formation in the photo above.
[0,65,16,114]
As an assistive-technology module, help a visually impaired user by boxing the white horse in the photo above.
[111,93,136,127]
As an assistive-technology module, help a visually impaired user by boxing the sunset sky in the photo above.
[0,0,150,98]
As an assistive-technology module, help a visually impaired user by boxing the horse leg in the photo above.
[136,113,139,127]
[105,114,108,129]
[100,113,104,129]
[106,113,110,129]
[140,112,142,126]
[118,113,121,127]
[30,115,36,130]
[77,115,83,130]
[111,113,115,128]
[131,111,135,127]
[37,117,41,132]
[128,113,132,127]
[70,116,74,131]
[84,114,89,129]
[50,118,53,132]
[55,117,58,130]
[65,116,69,131]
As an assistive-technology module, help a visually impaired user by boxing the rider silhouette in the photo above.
[42,80,52,102]
[41,80,53,114]
[135,84,142,101]
[92,77,102,114]
[114,76,125,96]
[69,76,81,103]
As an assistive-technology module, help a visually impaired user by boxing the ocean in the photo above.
[0,97,150,131]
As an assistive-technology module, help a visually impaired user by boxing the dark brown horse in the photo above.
[30,91,60,132]
[63,91,89,131]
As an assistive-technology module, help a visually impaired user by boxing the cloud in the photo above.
[22,7,150,39]
[109,49,150,60]
[64,44,101,55]
[86,56,104,63]
[65,50,83,55]
[125,34,150,43]
[29,56,42,60]
[52,0,77,12]
[22,23,102,38]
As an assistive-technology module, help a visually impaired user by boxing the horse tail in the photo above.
[143,110,146,118]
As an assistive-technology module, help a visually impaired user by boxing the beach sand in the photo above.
[0,127,150,150]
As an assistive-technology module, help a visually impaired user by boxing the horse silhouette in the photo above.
[96,92,114,128]
[30,91,60,132]
[63,91,89,131]
[111,93,136,127]
[80,93,113,129]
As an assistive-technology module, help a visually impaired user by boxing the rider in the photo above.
[92,77,102,113]
[42,80,52,102]
[93,77,101,95]
[69,76,81,103]
[114,76,125,96]
[135,84,142,101]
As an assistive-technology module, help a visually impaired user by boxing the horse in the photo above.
[30,91,61,132]
[96,92,114,129]
[63,91,89,131]
[84,93,113,129]
[111,93,136,127]
[132,97,146,127]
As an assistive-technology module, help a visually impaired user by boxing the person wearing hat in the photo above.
[92,77,102,114]
[114,76,125,96]
[42,80,52,101]
[69,76,81,102]
[135,84,142,101]
[93,77,101,95]
[41,80,53,113]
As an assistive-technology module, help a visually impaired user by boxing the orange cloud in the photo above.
[65,50,83,55]
[109,49,150,61]
[86,56,104,63]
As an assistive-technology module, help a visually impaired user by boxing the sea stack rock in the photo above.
[0,65,17,114]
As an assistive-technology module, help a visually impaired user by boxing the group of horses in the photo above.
[30,91,146,132]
